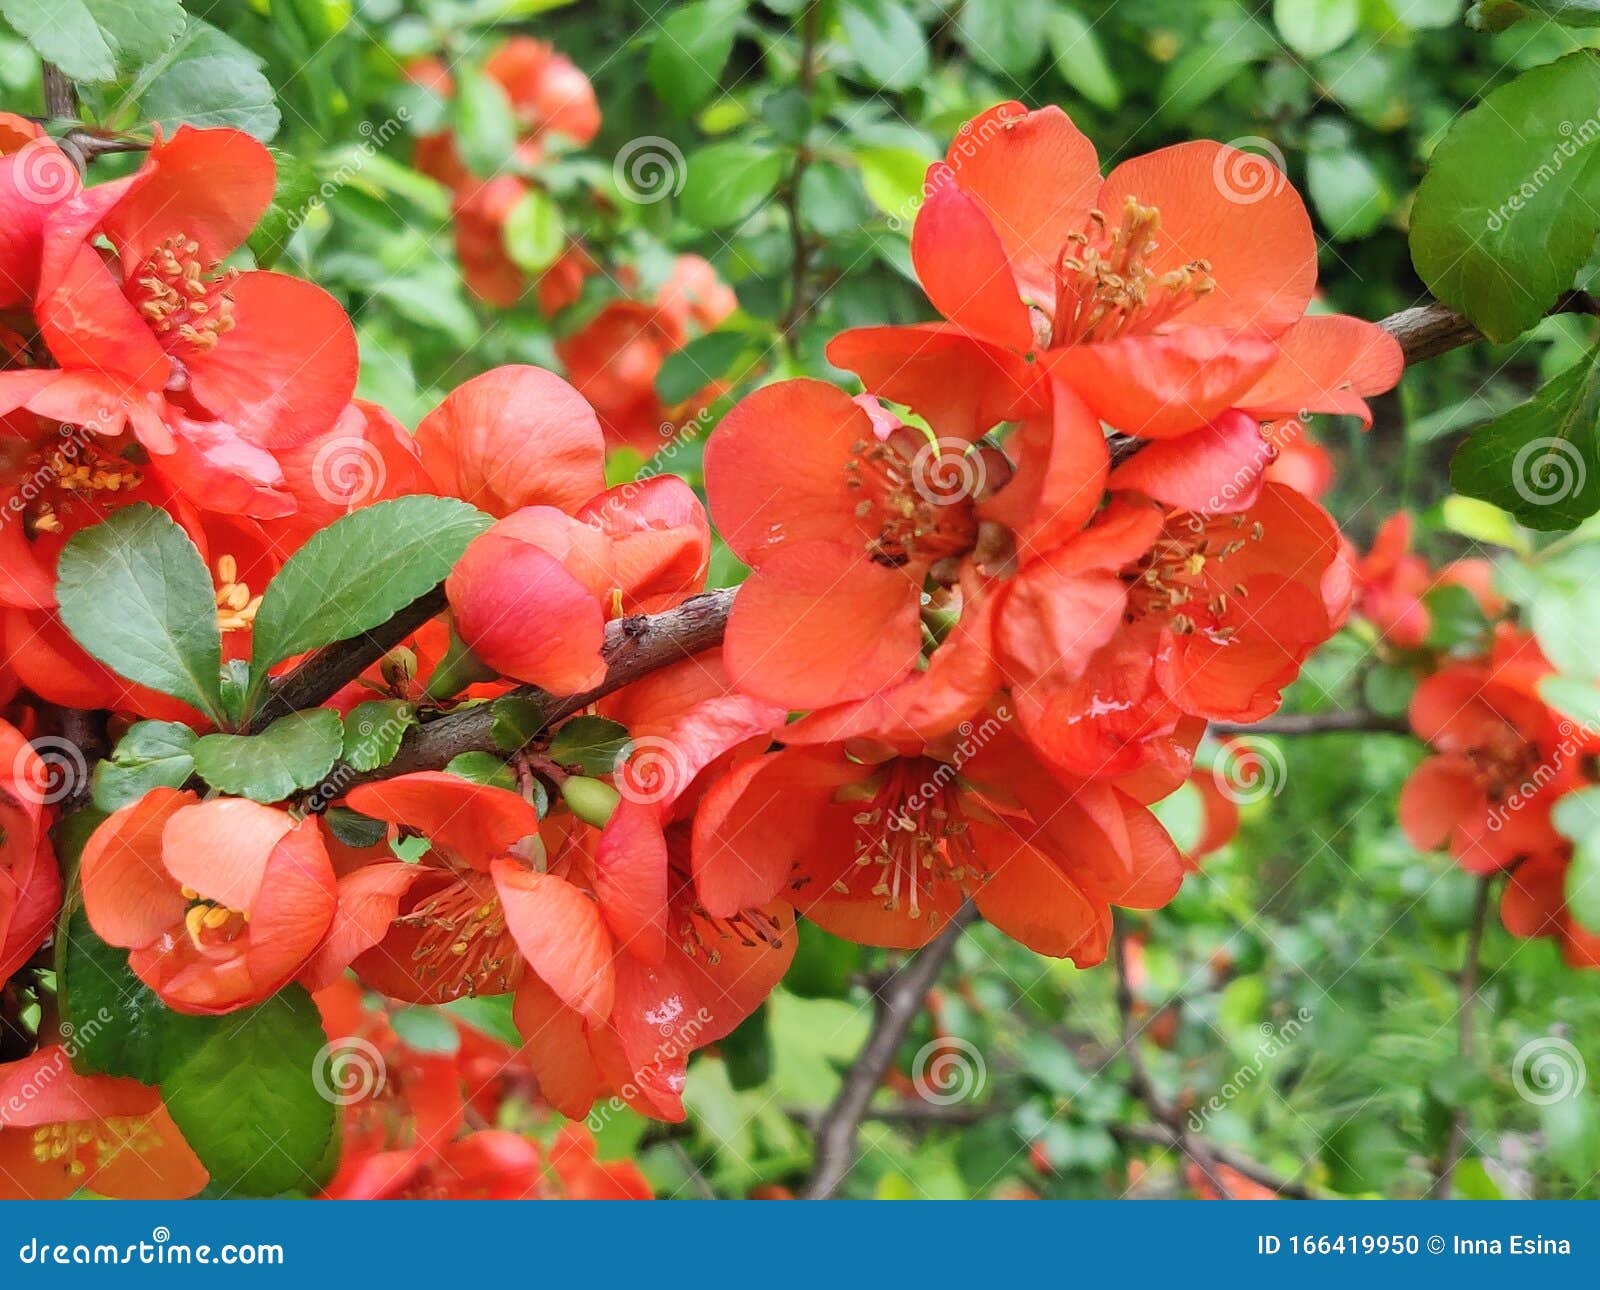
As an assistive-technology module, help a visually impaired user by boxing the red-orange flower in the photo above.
[0,127,357,471]
[0,719,58,981]
[80,791,337,1014]
[0,1045,206,1199]
[1353,512,1501,649]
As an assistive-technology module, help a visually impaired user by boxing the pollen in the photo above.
[214,554,264,633]
[397,874,520,999]
[132,234,239,352]
[1122,509,1263,641]
[844,435,979,571]
[1051,196,1214,346]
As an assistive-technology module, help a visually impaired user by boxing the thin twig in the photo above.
[1113,915,1235,1198]
[1209,710,1412,737]
[1109,1123,1326,1200]
[777,1,820,346]
[800,901,978,1199]
[1430,875,1491,1199]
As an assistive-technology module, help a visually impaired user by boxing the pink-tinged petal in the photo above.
[826,323,1038,441]
[181,271,358,448]
[911,165,1032,350]
[36,236,168,391]
[1097,140,1317,335]
[0,139,79,309]
[101,126,275,270]
[445,515,610,692]
[491,861,615,1022]
[1106,408,1270,513]
[577,474,709,608]
[594,799,668,965]
[347,772,543,861]
[944,103,1102,306]
[160,798,294,913]
[721,539,922,709]
[153,412,295,518]
[1042,326,1279,438]
[416,365,605,517]
[1238,315,1405,426]
[703,379,871,565]
[0,1046,158,1127]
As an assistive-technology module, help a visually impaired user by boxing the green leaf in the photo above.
[839,0,927,91]
[390,1006,460,1054]
[0,0,183,83]
[248,148,321,266]
[503,187,565,273]
[1471,0,1600,29]
[1555,787,1600,932]
[58,907,169,1085]
[1411,52,1600,343]
[655,330,749,404]
[56,503,225,724]
[681,141,786,228]
[341,700,417,773]
[856,145,932,223]
[247,496,491,702]
[161,986,337,1196]
[1540,675,1600,728]
[1450,343,1600,530]
[955,0,1047,76]
[1046,8,1121,110]
[445,751,519,791]
[135,18,280,140]
[1273,0,1360,58]
[90,720,196,812]
[1423,583,1491,650]
[548,715,631,774]
[646,0,743,115]
[192,710,343,803]
[1307,122,1392,240]
[454,69,516,175]
[324,805,387,848]
[489,695,547,751]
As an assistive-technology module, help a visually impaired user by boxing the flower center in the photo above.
[1465,728,1542,803]
[840,758,985,922]
[16,439,144,539]
[131,234,238,352]
[845,435,979,570]
[213,554,263,634]
[179,884,248,950]
[395,870,519,1000]
[1051,197,1214,346]
[1122,511,1263,640]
